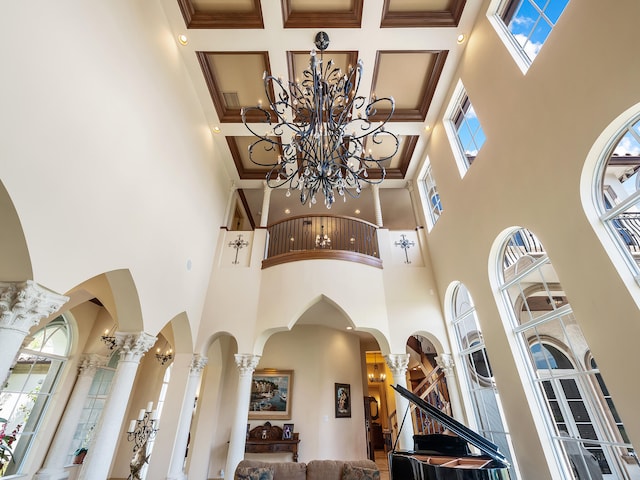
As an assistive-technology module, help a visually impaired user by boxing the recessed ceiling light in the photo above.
[284,208,291,214]
[457,34,466,44]
[424,125,431,132]
[212,126,221,134]
[178,34,188,46]
[346,326,353,330]
[354,209,361,215]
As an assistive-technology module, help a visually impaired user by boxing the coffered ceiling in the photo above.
[160,0,481,229]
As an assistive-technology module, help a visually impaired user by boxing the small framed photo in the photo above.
[282,423,294,440]
[335,383,351,418]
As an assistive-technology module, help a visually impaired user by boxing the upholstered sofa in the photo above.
[234,459,380,480]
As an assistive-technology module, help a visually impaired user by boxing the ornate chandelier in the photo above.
[368,352,386,383]
[315,225,331,249]
[241,32,399,208]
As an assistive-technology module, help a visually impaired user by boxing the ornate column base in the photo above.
[33,467,71,480]
[166,474,187,480]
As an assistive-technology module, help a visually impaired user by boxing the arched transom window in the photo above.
[498,228,636,479]
[0,315,70,476]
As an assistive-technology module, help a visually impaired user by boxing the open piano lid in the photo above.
[392,384,510,466]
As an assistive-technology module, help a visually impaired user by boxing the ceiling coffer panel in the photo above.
[370,50,448,122]
[177,0,263,28]
[381,0,466,27]
[365,135,418,180]
[282,0,363,28]
[197,52,273,123]
[228,136,282,180]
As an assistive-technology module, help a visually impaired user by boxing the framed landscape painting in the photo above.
[248,369,293,420]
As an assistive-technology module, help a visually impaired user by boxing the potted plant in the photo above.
[73,447,88,465]
[0,418,18,475]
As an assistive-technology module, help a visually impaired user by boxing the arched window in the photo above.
[67,351,119,465]
[595,113,640,280]
[498,228,636,479]
[0,315,71,476]
[450,283,519,478]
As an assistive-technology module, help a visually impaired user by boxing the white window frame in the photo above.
[594,112,640,285]
[448,283,520,479]
[487,0,570,75]
[497,228,634,479]
[0,316,70,475]
[444,80,485,178]
[418,158,443,231]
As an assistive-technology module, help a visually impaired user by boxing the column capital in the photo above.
[78,354,109,376]
[190,354,208,375]
[0,281,68,333]
[436,353,455,375]
[406,181,414,193]
[234,354,260,377]
[385,353,410,377]
[115,331,156,362]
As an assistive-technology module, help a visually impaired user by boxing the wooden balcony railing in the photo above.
[263,215,382,269]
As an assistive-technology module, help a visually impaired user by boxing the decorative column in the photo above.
[405,181,424,229]
[225,354,260,478]
[0,281,68,386]
[436,353,464,421]
[35,354,108,480]
[166,354,208,480]
[78,332,156,480]
[223,181,238,230]
[386,353,414,451]
[259,181,272,228]
[371,184,383,227]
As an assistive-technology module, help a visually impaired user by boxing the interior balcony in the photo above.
[262,214,382,269]
[219,215,423,271]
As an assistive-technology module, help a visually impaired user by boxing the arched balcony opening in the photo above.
[263,215,382,269]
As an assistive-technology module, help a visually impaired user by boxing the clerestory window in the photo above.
[488,0,570,73]
[421,161,443,229]
[444,81,486,177]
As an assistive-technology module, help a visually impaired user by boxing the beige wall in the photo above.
[419,0,640,477]
[0,0,229,339]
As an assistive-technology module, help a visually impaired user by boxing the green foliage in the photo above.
[0,417,19,468]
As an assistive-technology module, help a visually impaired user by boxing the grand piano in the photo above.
[389,384,511,480]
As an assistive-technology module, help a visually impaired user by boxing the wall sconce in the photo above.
[101,325,117,350]
[155,340,173,365]
[546,296,565,308]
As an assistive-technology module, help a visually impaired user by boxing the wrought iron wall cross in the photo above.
[394,234,416,264]
[228,234,249,265]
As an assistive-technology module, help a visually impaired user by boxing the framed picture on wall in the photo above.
[335,383,351,418]
[248,369,293,420]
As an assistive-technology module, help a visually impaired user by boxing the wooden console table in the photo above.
[245,422,300,462]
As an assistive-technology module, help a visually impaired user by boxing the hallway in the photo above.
[375,450,389,480]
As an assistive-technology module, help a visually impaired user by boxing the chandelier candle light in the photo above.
[242,31,399,208]
[101,325,117,350]
[127,402,158,480]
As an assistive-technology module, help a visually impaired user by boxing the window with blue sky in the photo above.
[597,113,640,280]
[489,0,570,71]
[422,162,443,229]
[445,82,486,175]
